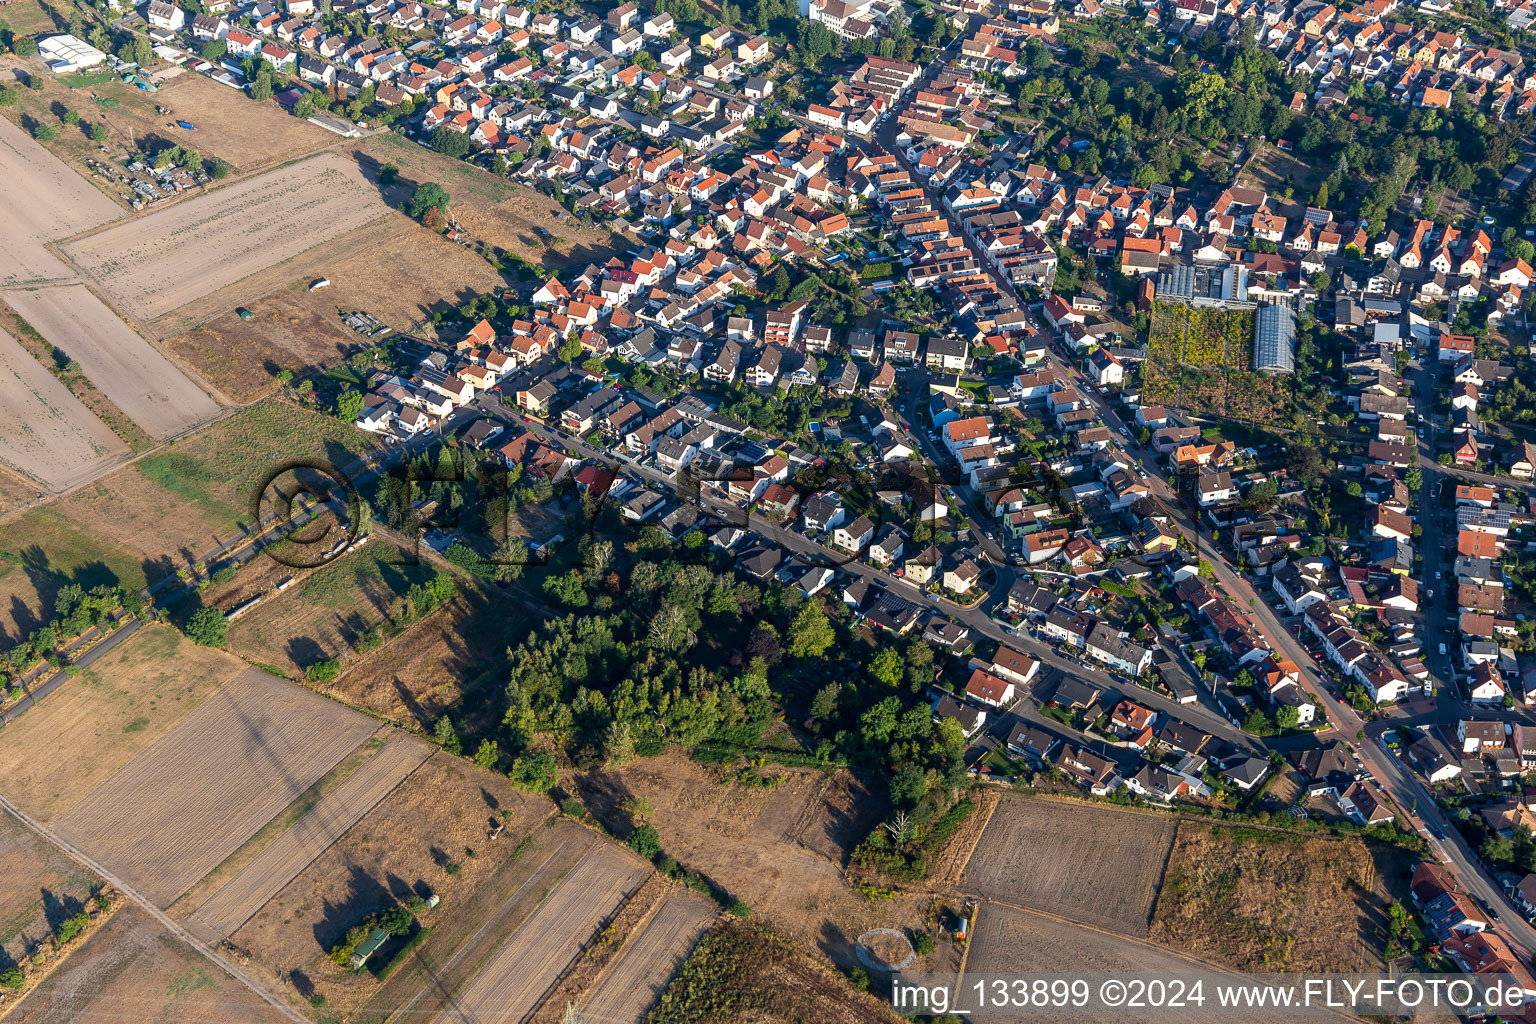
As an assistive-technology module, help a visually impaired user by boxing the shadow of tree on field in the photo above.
[40,887,84,932]
[310,862,395,953]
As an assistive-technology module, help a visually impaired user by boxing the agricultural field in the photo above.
[0,399,386,640]
[183,731,432,943]
[230,753,557,1017]
[575,752,922,965]
[578,891,716,1024]
[1140,303,1284,424]
[0,624,245,821]
[355,133,628,270]
[162,212,512,400]
[7,906,291,1024]
[62,152,390,321]
[965,905,1303,1024]
[51,667,379,908]
[0,111,121,287]
[0,809,100,967]
[0,324,128,491]
[1149,823,1410,972]
[225,536,438,679]
[962,796,1176,937]
[438,843,651,1024]
[5,284,221,439]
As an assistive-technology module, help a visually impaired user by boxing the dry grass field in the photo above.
[225,536,436,678]
[2,51,329,203]
[578,891,715,1024]
[962,795,1176,937]
[575,753,921,966]
[0,400,386,641]
[52,668,378,908]
[0,1,61,38]
[0,624,245,821]
[62,153,390,321]
[230,753,557,1016]
[161,213,511,399]
[0,112,121,288]
[355,133,627,269]
[439,842,651,1024]
[0,464,41,518]
[184,731,431,942]
[148,72,333,172]
[5,285,221,439]
[7,905,291,1024]
[646,920,903,1024]
[322,589,509,728]
[1149,823,1409,973]
[0,324,128,491]
[0,809,100,966]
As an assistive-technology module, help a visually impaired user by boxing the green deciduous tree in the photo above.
[430,125,470,158]
[408,181,451,220]
[786,601,833,658]
[185,606,227,647]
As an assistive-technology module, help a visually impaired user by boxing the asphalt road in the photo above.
[0,617,142,728]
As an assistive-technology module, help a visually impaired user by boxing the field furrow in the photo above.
[437,844,649,1024]
[5,284,221,440]
[62,153,390,321]
[580,892,715,1024]
[0,325,129,491]
[52,668,378,908]
[186,731,433,942]
[963,796,1175,937]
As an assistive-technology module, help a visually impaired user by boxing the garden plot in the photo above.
[579,891,715,1024]
[62,153,391,321]
[0,326,128,491]
[51,668,378,908]
[962,796,1176,937]
[0,114,121,288]
[184,731,432,943]
[5,285,221,439]
[437,843,651,1024]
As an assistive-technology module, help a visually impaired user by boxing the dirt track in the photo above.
[63,153,390,320]
[5,284,221,439]
[0,324,128,490]
[580,891,715,1024]
[185,731,432,942]
[437,843,650,1024]
[52,668,378,908]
